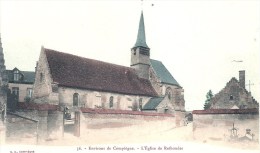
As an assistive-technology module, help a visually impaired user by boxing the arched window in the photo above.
[73,93,79,106]
[40,72,44,82]
[139,98,143,110]
[165,87,172,100]
[230,95,233,101]
[109,96,114,108]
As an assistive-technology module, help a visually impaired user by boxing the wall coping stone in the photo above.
[17,103,175,117]
[80,108,174,117]
[192,108,259,115]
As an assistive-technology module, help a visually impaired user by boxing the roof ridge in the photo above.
[44,48,132,70]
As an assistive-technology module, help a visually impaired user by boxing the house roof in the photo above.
[6,68,35,84]
[143,97,164,110]
[150,59,180,86]
[44,48,158,97]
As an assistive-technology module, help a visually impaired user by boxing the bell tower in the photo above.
[131,11,150,79]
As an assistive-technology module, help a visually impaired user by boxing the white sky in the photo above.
[0,0,259,111]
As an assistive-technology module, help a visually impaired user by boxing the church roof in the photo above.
[45,48,157,97]
[133,11,149,48]
[143,97,164,110]
[150,59,180,86]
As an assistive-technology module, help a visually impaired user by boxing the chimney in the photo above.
[239,70,245,89]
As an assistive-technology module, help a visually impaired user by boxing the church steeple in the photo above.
[134,11,149,49]
[131,11,151,80]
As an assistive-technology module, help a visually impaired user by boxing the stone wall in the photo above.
[5,108,62,144]
[80,109,176,134]
[58,86,151,111]
[4,102,185,145]
[5,111,39,144]
[32,47,54,103]
[192,109,259,142]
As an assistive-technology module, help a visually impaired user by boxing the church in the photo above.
[32,11,185,115]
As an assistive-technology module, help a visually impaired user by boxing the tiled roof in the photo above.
[6,69,35,84]
[143,97,164,110]
[45,48,158,97]
[150,59,179,86]
[22,71,35,83]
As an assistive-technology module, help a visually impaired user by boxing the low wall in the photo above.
[75,109,176,142]
[82,111,175,129]
[6,103,179,144]
[6,111,39,144]
[6,109,62,144]
[192,109,259,142]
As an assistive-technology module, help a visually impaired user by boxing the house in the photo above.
[32,11,185,114]
[5,68,34,111]
[6,68,35,103]
[210,70,259,109]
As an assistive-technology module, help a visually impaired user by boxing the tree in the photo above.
[204,90,213,110]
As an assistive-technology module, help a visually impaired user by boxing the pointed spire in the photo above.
[134,11,149,48]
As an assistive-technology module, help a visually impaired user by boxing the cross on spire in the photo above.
[246,80,254,92]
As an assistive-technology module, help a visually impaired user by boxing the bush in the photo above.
[24,96,31,103]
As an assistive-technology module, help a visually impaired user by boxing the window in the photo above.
[73,93,79,106]
[26,88,33,98]
[12,87,19,101]
[139,98,143,110]
[40,72,44,82]
[12,87,19,96]
[230,95,234,101]
[109,96,114,108]
[14,70,20,81]
[166,87,172,100]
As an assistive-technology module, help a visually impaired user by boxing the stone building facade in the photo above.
[32,47,157,111]
[210,70,258,109]
[32,11,185,115]
[6,68,35,103]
